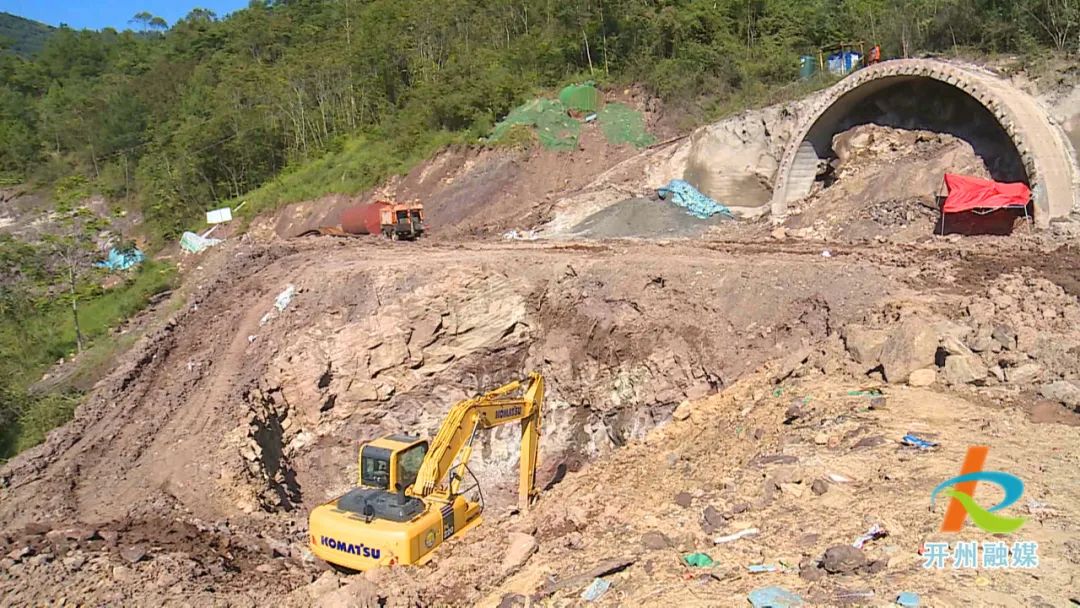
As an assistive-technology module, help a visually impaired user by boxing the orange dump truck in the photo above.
[340,201,425,240]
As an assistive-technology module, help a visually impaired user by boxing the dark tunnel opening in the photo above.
[804,76,1029,185]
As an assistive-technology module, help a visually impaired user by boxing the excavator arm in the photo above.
[411,372,544,510]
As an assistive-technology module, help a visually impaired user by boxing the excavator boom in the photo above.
[413,372,544,509]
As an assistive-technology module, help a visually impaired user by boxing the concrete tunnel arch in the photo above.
[771,59,1080,227]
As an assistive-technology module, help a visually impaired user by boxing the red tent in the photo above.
[941,174,1030,214]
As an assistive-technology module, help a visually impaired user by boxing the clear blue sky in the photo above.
[0,0,250,30]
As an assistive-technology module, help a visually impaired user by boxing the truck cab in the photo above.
[381,204,425,240]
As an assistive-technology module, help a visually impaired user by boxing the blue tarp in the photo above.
[656,179,734,220]
[826,51,862,75]
[95,247,145,271]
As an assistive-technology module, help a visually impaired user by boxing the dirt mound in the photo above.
[569,197,726,239]
[785,125,993,241]
[0,517,310,605]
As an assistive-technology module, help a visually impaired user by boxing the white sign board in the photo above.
[206,207,233,224]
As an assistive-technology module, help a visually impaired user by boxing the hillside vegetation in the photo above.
[0,0,1076,239]
[0,12,54,57]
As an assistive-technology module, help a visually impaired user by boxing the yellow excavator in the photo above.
[308,372,544,571]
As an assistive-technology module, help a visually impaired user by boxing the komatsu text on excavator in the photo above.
[308,372,544,571]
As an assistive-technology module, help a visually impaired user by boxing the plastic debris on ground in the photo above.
[852,524,888,549]
[748,586,805,608]
[747,564,778,573]
[656,179,734,220]
[580,578,611,602]
[896,591,920,607]
[821,250,833,258]
[274,284,296,312]
[95,247,145,271]
[260,284,296,326]
[714,527,759,544]
[828,473,853,483]
[682,553,715,567]
[836,589,875,602]
[180,231,222,254]
[901,433,938,450]
[503,229,539,241]
[205,207,233,224]
[847,388,883,397]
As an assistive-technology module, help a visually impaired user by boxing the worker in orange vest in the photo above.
[867,45,882,65]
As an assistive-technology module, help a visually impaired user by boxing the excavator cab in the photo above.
[358,435,428,492]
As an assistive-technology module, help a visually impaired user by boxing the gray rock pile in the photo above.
[843,274,1080,408]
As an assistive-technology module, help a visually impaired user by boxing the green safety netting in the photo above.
[558,83,601,113]
[597,102,656,148]
[489,99,580,151]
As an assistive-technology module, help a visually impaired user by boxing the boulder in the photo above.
[940,335,974,357]
[1006,363,1043,385]
[62,555,86,572]
[966,301,994,324]
[966,326,994,353]
[844,325,889,366]
[305,571,342,600]
[672,400,693,421]
[879,320,938,384]
[907,368,936,387]
[992,325,1017,350]
[943,355,988,385]
[120,544,149,565]
[501,533,538,573]
[321,579,381,608]
[1040,381,1080,409]
[641,531,671,550]
[821,544,868,574]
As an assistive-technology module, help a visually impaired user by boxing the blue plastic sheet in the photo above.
[901,433,938,450]
[95,247,145,271]
[826,51,862,75]
[749,586,805,608]
[656,179,734,220]
[580,578,611,601]
[896,592,920,607]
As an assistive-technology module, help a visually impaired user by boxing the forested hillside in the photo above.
[1,0,1076,241]
[0,12,54,57]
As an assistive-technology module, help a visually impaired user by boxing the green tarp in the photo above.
[489,99,581,151]
[558,83,601,112]
[598,103,656,148]
[489,85,654,151]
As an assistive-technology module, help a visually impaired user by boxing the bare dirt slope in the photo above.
[2,232,1079,606]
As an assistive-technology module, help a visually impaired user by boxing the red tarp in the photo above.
[942,174,1031,214]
